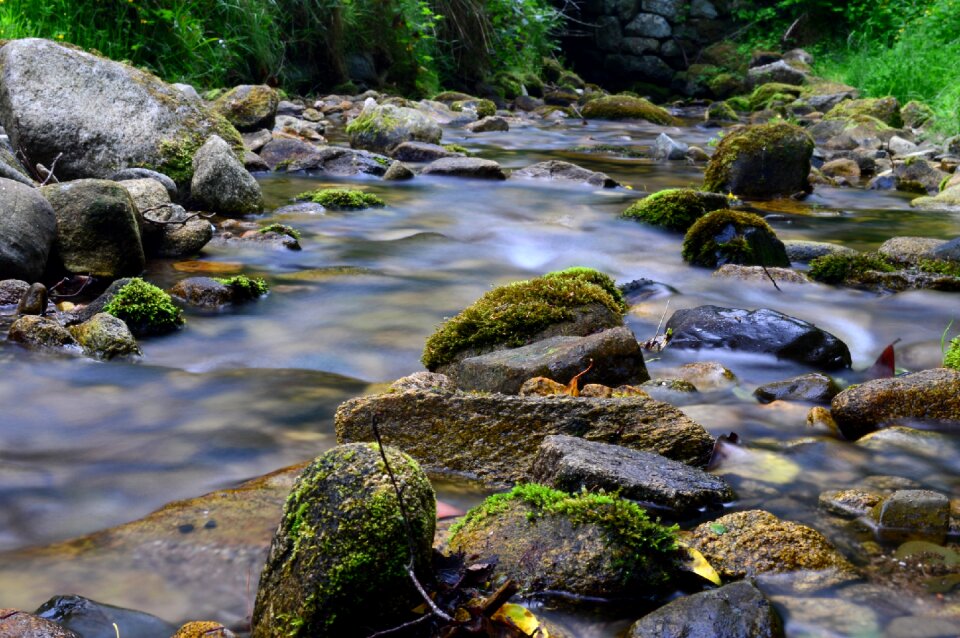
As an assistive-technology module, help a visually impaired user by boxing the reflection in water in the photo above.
[1,117,958,632]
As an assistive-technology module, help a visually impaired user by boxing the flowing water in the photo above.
[1,115,958,635]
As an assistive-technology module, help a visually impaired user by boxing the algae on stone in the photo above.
[682,209,789,268]
[622,188,730,232]
[296,188,386,210]
[421,268,626,370]
[448,484,678,596]
[102,278,183,336]
[581,95,678,125]
[251,443,435,638]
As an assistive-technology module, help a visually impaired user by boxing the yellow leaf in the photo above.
[677,541,722,585]
[491,603,549,637]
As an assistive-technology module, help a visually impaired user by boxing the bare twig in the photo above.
[366,613,434,638]
[783,16,802,43]
[39,152,63,185]
[760,264,782,292]
[480,579,518,617]
[141,204,215,226]
[371,417,454,625]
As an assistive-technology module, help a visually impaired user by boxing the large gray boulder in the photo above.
[420,157,507,180]
[530,435,734,515]
[0,178,56,281]
[448,326,649,394]
[346,100,442,154]
[251,443,435,638]
[0,39,242,182]
[212,85,279,132]
[42,179,145,277]
[257,138,389,176]
[335,379,715,485]
[666,305,851,370]
[628,581,784,638]
[190,135,262,216]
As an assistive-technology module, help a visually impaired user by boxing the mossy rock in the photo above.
[296,188,385,210]
[682,209,789,268]
[807,252,896,285]
[581,95,678,125]
[251,443,435,638]
[69,312,141,359]
[432,91,474,103]
[622,189,730,232]
[102,277,184,336]
[450,99,496,118]
[726,95,751,112]
[448,484,678,597]
[421,268,627,370]
[901,100,935,128]
[212,84,279,132]
[703,121,814,198]
[7,315,78,351]
[345,101,442,154]
[492,72,524,100]
[705,101,739,124]
[748,83,803,111]
[707,73,744,99]
[214,275,269,302]
[945,337,960,370]
[824,97,902,128]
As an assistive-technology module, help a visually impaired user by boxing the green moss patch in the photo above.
[296,188,386,211]
[421,267,626,370]
[622,189,730,232]
[580,95,679,125]
[808,253,896,284]
[260,223,301,240]
[944,337,960,370]
[214,275,269,301]
[103,278,183,335]
[748,83,802,111]
[682,209,789,268]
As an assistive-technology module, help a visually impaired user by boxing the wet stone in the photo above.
[34,594,176,638]
[0,609,81,638]
[16,283,48,316]
[529,434,735,516]
[819,488,883,518]
[0,279,29,306]
[754,373,841,405]
[871,489,950,543]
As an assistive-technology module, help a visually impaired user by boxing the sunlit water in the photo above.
[1,115,958,634]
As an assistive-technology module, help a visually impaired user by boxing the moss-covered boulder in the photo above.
[622,188,730,232]
[581,95,678,125]
[335,377,715,484]
[945,337,960,370]
[450,98,496,119]
[747,83,803,111]
[421,268,627,370]
[68,312,141,360]
[102,278,184,336]
[42,179,146,278]
[448,484,679,597]
[212,84,279,132]
[830,368,960,440]
[901,100,935,128]
[346,100,442,154]
[296,188,385,211]
[690,510,857,589]
[703,122,814,198]
[704,100,738,125]
[682,209,789,268]
[824,96,902,128]
[0,38,241,182]
[251,443,435,638]
[807,251,896,285]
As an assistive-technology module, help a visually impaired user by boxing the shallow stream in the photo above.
[1,115,958,635]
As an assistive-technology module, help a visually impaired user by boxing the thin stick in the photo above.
[371,417,453,623]
[760,264,782,292]
[40,152,63,185]
[654,298,671,336]
[367,613,434,638]
[480,579,519,617]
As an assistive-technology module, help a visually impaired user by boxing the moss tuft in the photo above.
[682,209,788,268]
[442,143,471,155]
[214,274,269,300]
[748,83,802,111]
[580,95,679,125]
[296,188,386,211]
[944,337,960,370]
[421,268,626,370]
[622,188,730,232]
[542,267,627,312]
[916,258,960,277]
[824,96,903,128]
[450,483,678,576]
[807,252,896,284]
[260,223,302,240]
[103,278,183,335]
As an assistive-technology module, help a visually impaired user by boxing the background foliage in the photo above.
[0,0,563,95]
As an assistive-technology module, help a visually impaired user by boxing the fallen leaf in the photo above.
[676,541,722,585]
[491,603,548,637]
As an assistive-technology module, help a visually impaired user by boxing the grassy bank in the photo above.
[0,0,563,96]
[734,0,960,137]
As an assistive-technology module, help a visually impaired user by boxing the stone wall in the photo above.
[560,0,738,92]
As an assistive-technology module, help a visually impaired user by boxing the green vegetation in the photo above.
[733,0,960,136]
[807,252,896,284]
[214,275,269,300]
[421,268,625,370]
[682,209,790,268]
[580,95,679,125]
[622,189,730,232]
[0,0,564,96]
[103,278,183,335]
[944,336,960,370]
[296,188,386,211]
[260,223,301,240]
[449,483,678,577]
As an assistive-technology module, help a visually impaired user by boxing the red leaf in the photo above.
[866,339,900,380]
